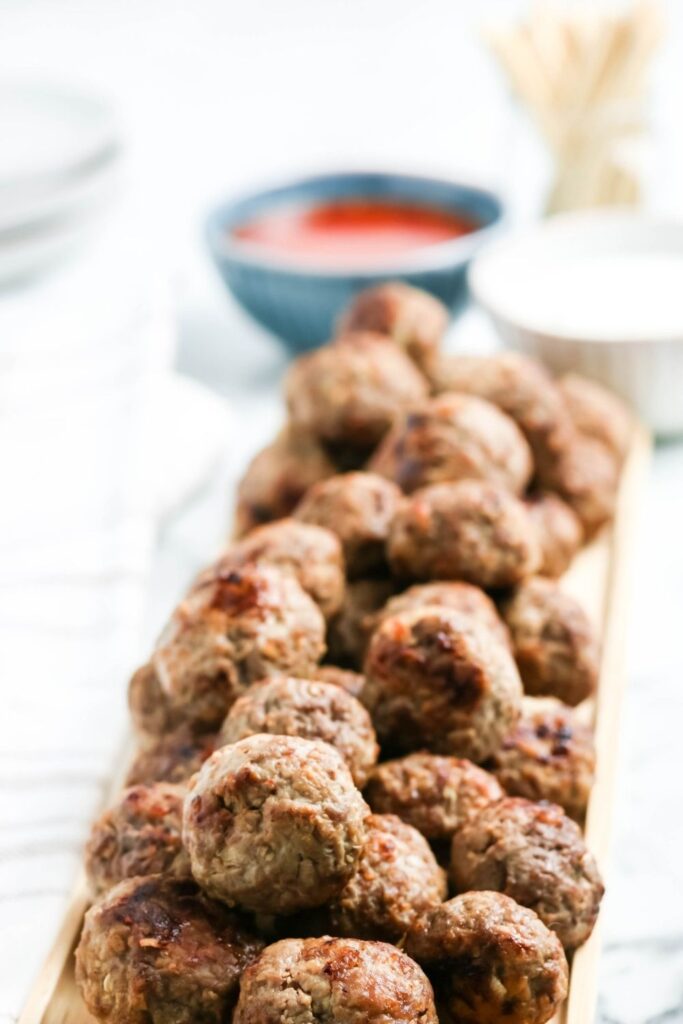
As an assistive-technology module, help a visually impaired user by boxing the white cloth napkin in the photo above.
[0,219,174,1017]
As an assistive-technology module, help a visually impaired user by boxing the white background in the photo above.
[1,1,683,1021]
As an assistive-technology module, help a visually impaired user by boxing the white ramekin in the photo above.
[470,211,683,436]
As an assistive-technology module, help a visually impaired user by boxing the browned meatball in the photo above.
[450,796,604,950]
[327,576,396,669]
[218,676,378,787]
[485,697,596,821]
[294,472,402,577]
[369,393,533,495]
[365,752,503,842]
[363,606,522,761]
[540,432,619,535]
[285,333,428,453]
[233,936,438,1024]
[184,734,368,915]
[559,372,632,463]
[526,492,584,578]
[429,352,620,532]
[406,891,568,1024]
[199,519,345,619]
[503,577,600,706]
[234,425,336,536]
[338,282,448,373]
[84,784,188,895]
[75,875,263,1024]
[314,664,366,700]
[125,727,217,787]
[387,480,540,588]
[129,565,325,738]
[329,814,447,942]
[429,351,573,477]
[379,581,510,650]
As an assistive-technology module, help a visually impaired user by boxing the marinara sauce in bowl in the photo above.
[206,172,503,350]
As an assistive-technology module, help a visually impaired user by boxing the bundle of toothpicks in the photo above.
[485,1,663,214]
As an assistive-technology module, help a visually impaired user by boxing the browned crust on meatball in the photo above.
[365,752,503,841]
[387,480,540,589]
[329,814,447,942]
[233,936,438,1024]
[183,735,368,915]
[338,282,448,373]
[218,676,378,787]
[406,891,568,1024]
[234,426,337,536]
[429,351,573,476]
[559,372,632,463]
[379,581,511,650]
[129,565,326,738]
[525,492,584,578]
[485,697,596,821]
[125,728,217,787]
[362,606,522,761]
[503,577,600,706]
[85,784,189,895]
[199,518,345,619]
[75,875,263,1024]
[327,577,397,669]
[369,392,533,496]
[285,332,429,452]
[450,796,604,950]
[539,432,619,536]
[313,664,366,700]
[294,472,402,578]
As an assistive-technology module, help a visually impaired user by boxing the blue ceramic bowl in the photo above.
[206,171,504,351]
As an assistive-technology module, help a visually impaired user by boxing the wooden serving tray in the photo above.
[19,425,652,1024]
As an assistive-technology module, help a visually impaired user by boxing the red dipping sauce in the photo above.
[232,199,477,267]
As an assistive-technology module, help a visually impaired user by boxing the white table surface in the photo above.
[1,1,683,1021]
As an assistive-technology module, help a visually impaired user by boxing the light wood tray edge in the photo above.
[563,422,651,1024]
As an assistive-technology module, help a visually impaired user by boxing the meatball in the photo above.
[387,480,540,588]
[406,892,568,1024]
[233,936,438,1024]
[362,606,522,761]
[369,392,533,495]
[329,814,447,942]
[503,577,599,706]
[199,519,345,620]
[450,796,604,950]
[365,752,503,842]
[539,432,619,535]
[485,697,596,821]
[327,576,396,669]
[129,565,325,737]
[234,425,336,536]
[526,492,584,578]
[379,581,510,650]
[338,281,448,373]
[218,676,378,787]
[183,734,368,915]
[85,784,189,895]
[294,472,402,577]
[430,356,619,533]
[125,728,217,787]
[559,372,632,463]
[314,664,366,700]
[285,333,428,453]
[75,875,263,1024]
[429,351,573,476]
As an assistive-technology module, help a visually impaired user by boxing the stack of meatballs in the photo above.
[76,282,632,1024]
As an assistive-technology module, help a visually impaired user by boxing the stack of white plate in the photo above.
[0,81,121,284]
